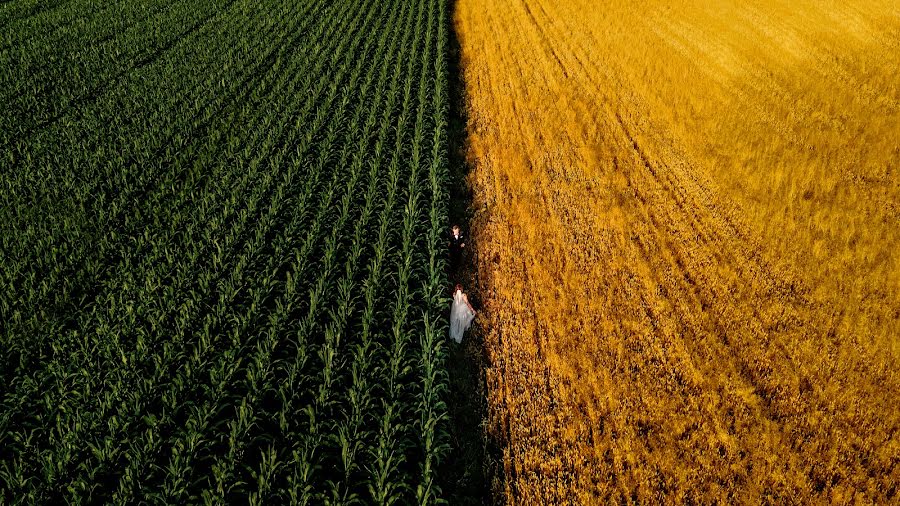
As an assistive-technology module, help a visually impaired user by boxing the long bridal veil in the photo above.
[450,290,475,343]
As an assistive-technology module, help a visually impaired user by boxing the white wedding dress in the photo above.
[450,290,475,343]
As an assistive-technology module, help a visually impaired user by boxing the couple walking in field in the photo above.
[448,224,476,343]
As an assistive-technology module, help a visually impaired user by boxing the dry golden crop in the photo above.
[455,0,900,502]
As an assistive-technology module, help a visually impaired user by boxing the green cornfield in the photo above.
[1,0,453,503]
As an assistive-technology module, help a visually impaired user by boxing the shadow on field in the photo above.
[438,1,500,504]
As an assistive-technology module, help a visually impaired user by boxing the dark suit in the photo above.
[449,231,465,271]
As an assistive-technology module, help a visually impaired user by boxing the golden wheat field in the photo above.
[455,0,900,502]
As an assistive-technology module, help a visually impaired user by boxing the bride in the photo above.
[450,284,476,343]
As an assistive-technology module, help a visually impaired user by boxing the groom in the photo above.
[448,224,465,272]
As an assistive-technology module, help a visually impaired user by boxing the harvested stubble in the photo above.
[456,0,900,502]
